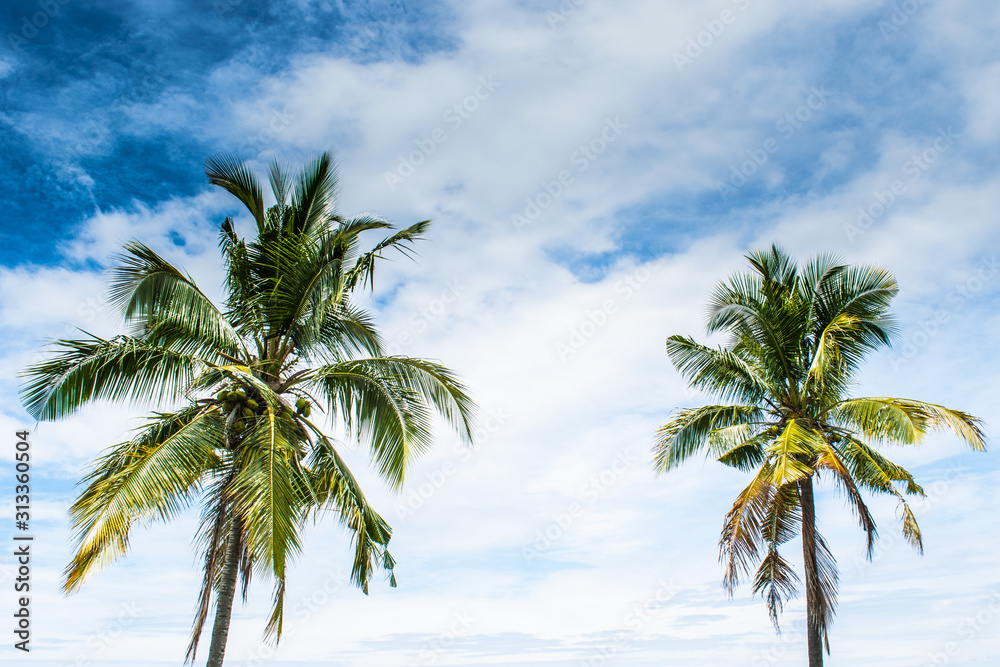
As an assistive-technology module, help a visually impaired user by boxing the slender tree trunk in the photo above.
[798,476,824,667]
[205,519,242,667]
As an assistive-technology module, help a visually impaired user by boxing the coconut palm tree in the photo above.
[20,152,477,667]
[653,245,985,667]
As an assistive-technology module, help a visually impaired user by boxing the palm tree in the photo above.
[20,152,477,667]
[653,245,985,667]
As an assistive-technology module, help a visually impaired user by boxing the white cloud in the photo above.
[4,0,1000,665]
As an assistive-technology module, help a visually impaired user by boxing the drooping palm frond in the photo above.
[812,532,839,653]
[108,241,246,359]
[720,462,775,594]
[303,427,396,592]
[186,480,235,664]
[229,417,309,641]
[367,356,478,443]
[64,406,223,592]
[309,356,476,489]
[833,436,925,552]
[753,545,800,628]
[751,479,802,626]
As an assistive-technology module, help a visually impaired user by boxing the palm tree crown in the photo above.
[653,245,985,666]
[21,152,477,666]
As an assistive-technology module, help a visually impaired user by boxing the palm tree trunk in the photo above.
[205,519,242,667]
[798,476,824,667]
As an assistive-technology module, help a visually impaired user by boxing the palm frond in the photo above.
[830,398,986,449]
[109,240,239,341]
[21,334,206,421]
[752,546,800,628]
[766,420,821,486]
[720,463,775,595]
[813,533,839,654]
[310,360,436,488]
[303,427,396,592]
[186,495,233,664]
[268,159,291,208]
[345,220,431,292]
[665,336,771,404]
[655,404,763,473]
[229,417,308,641]
[64,406,223,592]
[291,151,339,236]
[206,153,266,234]
[815,442,879,558]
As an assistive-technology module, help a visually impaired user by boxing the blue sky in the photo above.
[2,1,1000,665]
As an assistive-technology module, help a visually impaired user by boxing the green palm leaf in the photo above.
[20,334,206,421]
[65,407,223,591]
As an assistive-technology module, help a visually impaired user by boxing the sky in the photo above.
[1,0,999,665]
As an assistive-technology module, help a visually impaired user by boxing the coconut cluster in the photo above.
[215,387,311,435]
[294,397,312,418]
[216,387,254,434]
